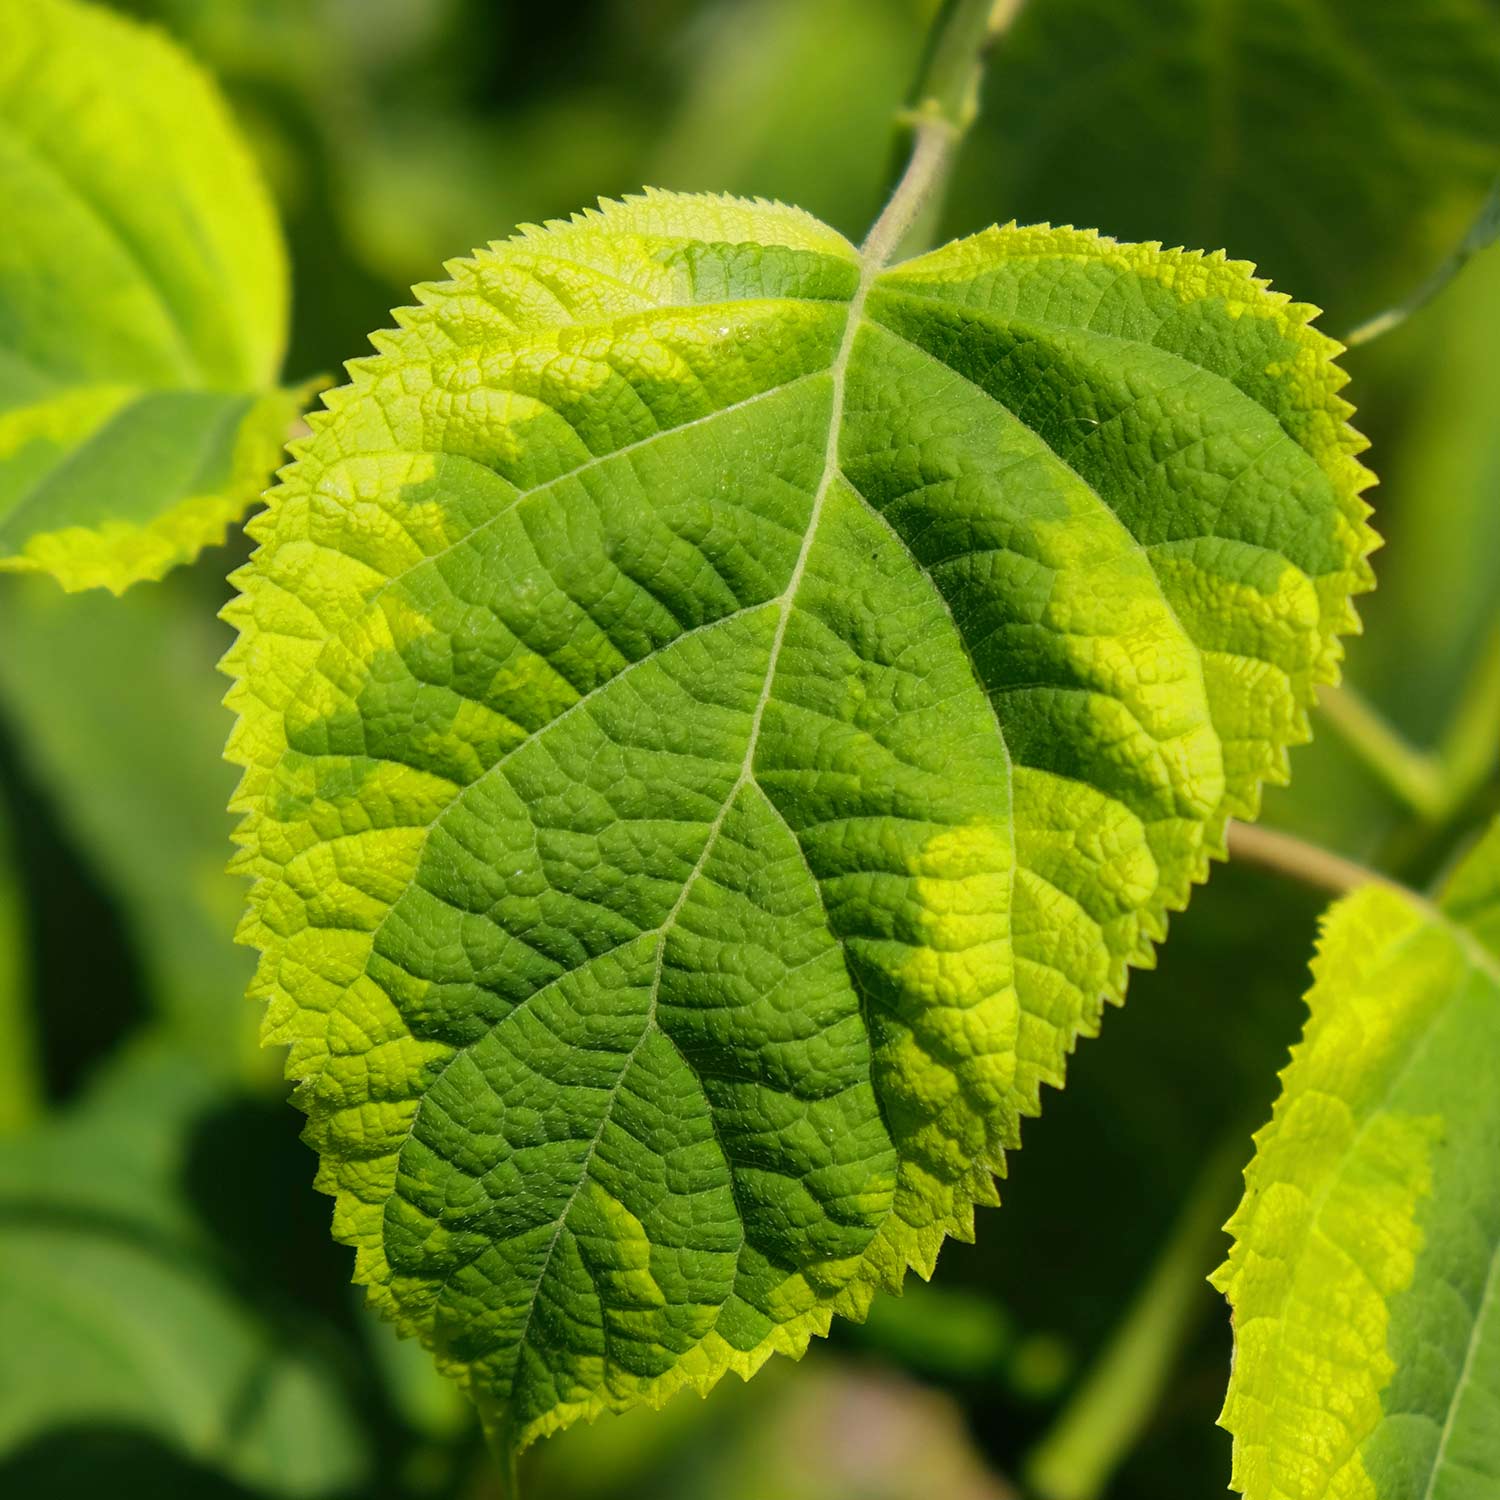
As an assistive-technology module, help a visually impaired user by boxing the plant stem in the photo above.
[862,112,961,266]
[1022,1136,1247,1500]
[1343,172,1500,348]
[1318,685,1448,820]
[1226,821,1405,899]
[473,1423,521,1500]
[877,0,1026,261]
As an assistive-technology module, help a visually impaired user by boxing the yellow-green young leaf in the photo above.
[223,192,1374,1449]
[0,0,301,593]
[1213,819,1500,1500]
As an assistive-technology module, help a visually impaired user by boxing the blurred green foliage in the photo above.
[0,784,37,1134]
[1355,250,1500,735]
[0,579,260,1077]
[0,1046,368,1497]
[958,0,1500,331]
[4,1,1499,1496]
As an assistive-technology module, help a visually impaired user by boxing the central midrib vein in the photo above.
[621,118,957,993]
[446,120,959,1395]
[506,235,889,1383]
[640,233,888,1027]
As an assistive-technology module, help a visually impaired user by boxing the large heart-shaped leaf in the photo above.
[224,192,1374,1448]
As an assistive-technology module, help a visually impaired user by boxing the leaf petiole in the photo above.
[1430,619,1500,817]
[1225,821,1409,899]
[1318,644,1500,827]
[1343,172,1500,348]
[1317,685,1449,820]
[485,1425,522,1500]
[877,0,1027,260]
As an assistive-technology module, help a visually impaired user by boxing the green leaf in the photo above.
[1213,820,1500,1499]
[0,577,260,1075]
[0,0,301,593]
[224,191,1374,1448]
[957,0,1500,332]
[0,1045,368,1497]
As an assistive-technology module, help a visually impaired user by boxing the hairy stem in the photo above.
[863,114,957,265]
[1022,1136,1247,1500]
[1226,821,1405,899]
[877,0,1026,261]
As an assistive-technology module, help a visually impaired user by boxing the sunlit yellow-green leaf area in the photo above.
[0,0,299,592]
[1216,817,1500,1500]
[227,192,1373,1448]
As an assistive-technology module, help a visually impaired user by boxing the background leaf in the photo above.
[1214,820,1500,1499]
[1350,251,1500,741]
[0,782,39,1134]
[0,1045,370,1499]
[0,0,302,591]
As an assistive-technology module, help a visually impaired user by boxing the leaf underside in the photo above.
[1214,820,1500,1500]
[224,190,1374,1447]
[0,0,296,592]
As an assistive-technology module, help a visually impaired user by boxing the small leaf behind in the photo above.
[1214,819,1500,1498]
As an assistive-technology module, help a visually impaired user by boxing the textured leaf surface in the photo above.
[225,191,1374,1446]
[1214,820,1500,1499]
[0,1046,367,1497]
[0,0,299,592]
[960,0,1500,330]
